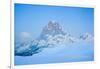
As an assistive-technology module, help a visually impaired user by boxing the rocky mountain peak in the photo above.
[40,21,65,39]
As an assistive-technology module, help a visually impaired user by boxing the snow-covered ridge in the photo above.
[15,21,94,56]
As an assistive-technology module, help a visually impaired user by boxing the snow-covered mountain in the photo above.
[79,33,94,41]
[39,21,65,40]
[15,21,94,56]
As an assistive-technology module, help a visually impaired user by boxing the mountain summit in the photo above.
[40,21,65,40]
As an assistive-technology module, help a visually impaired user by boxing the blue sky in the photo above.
[15,3,94,40]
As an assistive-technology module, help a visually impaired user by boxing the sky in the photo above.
[15,3,94,41]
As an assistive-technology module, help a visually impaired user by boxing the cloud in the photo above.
[20,32,31,38]
[19,32,32,42]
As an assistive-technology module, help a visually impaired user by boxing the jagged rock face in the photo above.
[40,21,65,40]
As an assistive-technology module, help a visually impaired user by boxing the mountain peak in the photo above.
[47,21,62,30]
[40,21,65,39]
[80,33,93,41]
